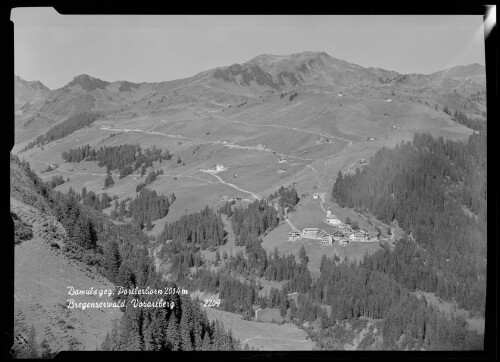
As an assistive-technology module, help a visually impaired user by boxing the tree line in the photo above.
[22,112,101,151]
[62,143,172,179]
[453,109,486,133]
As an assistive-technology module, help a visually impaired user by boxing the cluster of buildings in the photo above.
[287,208,383,247]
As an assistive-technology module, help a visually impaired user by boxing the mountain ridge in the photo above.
[15,51,486,91]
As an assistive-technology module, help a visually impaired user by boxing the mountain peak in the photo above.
[65,74,110,91]
[14,75,49,91]
[247,51,330,65]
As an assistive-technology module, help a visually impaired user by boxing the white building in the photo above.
[313,194,319,199]
[288,231,301,242]
[302,228,320,238]
[322,234,333,246]
[215,165,225,171]
[279,157,287,163]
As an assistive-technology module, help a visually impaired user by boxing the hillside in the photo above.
[11,156,122,355]
[10,154,243,355]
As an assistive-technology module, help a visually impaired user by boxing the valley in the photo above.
[11,50,487,353]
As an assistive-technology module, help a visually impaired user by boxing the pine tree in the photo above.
[201,332,212,351]
[104,174,114,189]
[299,245,308,263]
[104,237,121,283]
[179,304,193,351]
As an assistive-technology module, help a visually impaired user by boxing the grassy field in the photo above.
[255,308,284,323]
[262,196,383,275]
[201,305,315,351]
[16,86,474,232]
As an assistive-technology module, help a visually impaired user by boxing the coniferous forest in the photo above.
[61,144,172,178]
[331,132,486,315]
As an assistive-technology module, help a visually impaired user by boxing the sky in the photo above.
[12,9,487,90]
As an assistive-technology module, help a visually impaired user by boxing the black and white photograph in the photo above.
[7,8,495,357]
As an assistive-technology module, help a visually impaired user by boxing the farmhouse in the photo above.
[367,137,376,141]
[288,231,301,242]
[278,157,287,163]
[338,92,343,97]
[349,231,366,241]
[302,228,320,238]
[215,164,225,172]
[359,159,366,164]
[338,238,349,246]
[313,194,319,199]
[340,226,353,234]
[316,230,327,239]
[321,234,333,246]
[386,98,392,102]
[333,230,344,238]
[277,168,287,173]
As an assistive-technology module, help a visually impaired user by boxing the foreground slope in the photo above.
[11,157,122,353]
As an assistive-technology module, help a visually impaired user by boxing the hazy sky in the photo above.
[12,9,486,90]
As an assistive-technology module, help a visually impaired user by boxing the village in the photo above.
[287,202,387,247]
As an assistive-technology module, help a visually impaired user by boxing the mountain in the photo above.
[14,75,50,107]
[13,51,486,146]
[63,74,111,91]
[430,63,486,79]
[212,51,399,89]
[15,75,49,92]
